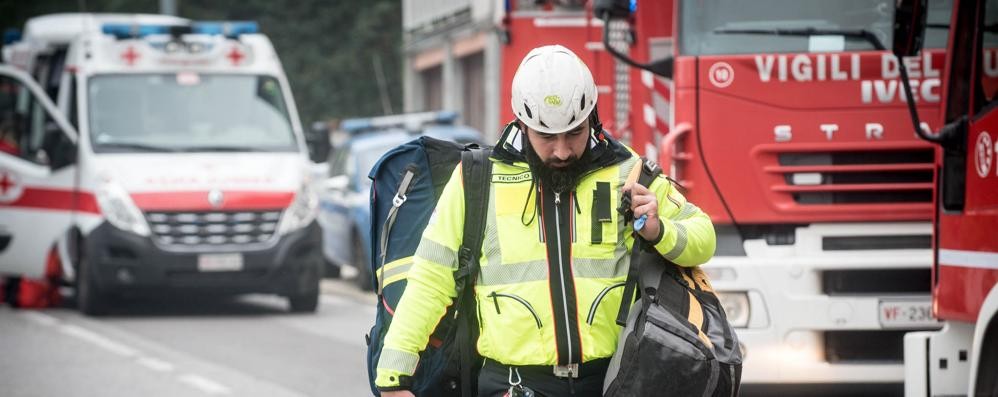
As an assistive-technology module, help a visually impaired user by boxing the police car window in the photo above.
[0,76,58,165]
[88,74,296,153]
[680,0,952,55]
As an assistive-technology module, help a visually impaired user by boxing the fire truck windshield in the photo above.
[87,73,297,153]
[680,0,939,55]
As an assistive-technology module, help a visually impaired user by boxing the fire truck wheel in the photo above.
[975,321,998,397]
[353,235,373,292]
[76,258,109,316]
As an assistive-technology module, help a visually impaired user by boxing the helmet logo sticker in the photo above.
[544,95,562,107]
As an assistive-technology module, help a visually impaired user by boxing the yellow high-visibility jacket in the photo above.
[375,125,716,389]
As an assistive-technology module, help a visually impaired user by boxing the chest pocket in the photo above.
[577,180,620,251]
[590,181,615,244]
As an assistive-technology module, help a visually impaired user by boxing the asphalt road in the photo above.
[0,273,904,397]
[0,277,377,397]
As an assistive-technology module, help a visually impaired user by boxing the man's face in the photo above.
[523,118,590,169]
[522,118,591,193]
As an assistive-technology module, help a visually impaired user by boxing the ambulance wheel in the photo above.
[77,258,109,316]
[353,235,373,292]
[288,262,320,313]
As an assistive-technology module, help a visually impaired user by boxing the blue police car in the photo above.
[317,112,483,290]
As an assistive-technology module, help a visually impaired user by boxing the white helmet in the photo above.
[511,45,597,134]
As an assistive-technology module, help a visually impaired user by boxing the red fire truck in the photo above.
[498,1,625,138]
[593,0,954,389]
[897,0,998,395]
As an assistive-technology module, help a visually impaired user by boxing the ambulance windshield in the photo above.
[679,0,952,55]
[88,74,297,153]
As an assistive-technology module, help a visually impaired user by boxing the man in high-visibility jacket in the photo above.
[377,45,716,397]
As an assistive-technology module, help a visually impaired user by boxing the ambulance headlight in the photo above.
[716,291,750,328]
[96,182,151,236]
[277,183,318,235]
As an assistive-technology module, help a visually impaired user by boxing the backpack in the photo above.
[365,136,492,397]
[603,159,743,397]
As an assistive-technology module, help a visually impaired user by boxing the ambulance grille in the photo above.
[145,210,282,248]
[770,147,935,205]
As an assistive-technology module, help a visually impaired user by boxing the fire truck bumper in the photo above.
[703,223,939,386]
[81,220,322,297]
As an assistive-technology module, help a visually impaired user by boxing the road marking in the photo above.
[319,294,376,315]
[20,310,61,326]
[179,374,232,395]
[59,323,139,357]
[137,356,175,372]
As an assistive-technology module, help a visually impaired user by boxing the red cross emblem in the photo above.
[121,46,140,66]
[226,47,245,65]
[0,172,13,195]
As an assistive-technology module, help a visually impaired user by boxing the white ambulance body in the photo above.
[0,14,322,314]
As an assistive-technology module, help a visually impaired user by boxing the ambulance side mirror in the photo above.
[42,123,77,170]
[893,0,928,58]
[306,121,331,164]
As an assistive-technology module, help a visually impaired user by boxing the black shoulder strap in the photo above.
[616,157,662,326]
[456,147,492,397]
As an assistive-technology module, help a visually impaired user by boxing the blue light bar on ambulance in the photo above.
[192,21,259,38]
[341,111,459,133]
[3,28,22,45]
[102,23,175,39]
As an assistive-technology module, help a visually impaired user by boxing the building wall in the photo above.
[402,0,501,142]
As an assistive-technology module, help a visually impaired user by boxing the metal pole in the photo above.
[160,0,178,16]
[373,54,394,115]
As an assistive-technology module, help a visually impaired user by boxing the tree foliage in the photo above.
[0,0,402,125]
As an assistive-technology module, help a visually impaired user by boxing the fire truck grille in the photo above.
[824,330,907,363]
[773,148,935,205]
[145,210,282,248]
[822,268,931,295]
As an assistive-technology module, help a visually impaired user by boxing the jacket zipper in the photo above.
[488,292,543,329]
[586,282,626,325]
[553,191,575,365]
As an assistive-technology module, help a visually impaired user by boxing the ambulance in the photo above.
[0,14,322,315]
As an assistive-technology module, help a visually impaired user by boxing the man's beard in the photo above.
[523,135,590,193]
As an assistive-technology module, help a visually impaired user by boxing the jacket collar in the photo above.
[490,121,632,173]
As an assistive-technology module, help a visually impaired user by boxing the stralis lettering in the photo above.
[754,52,943,104]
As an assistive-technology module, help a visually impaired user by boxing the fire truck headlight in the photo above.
[277,183,318,235]
[96,182,151,236]
[716,291,750,328]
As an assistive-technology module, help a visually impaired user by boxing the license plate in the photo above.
[197,253,244,272]
[879,299,937,328]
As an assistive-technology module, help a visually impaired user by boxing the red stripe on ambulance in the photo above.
[130,191,294,211]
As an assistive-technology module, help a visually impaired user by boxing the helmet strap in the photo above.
[588,105,604,142]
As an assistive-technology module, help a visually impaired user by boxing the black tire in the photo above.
[323,259,341,279]
[289,289,319,313]
[76,258,109,316]
[288,259,321,313]
[353,235,373,291]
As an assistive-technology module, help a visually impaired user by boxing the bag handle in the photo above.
[616,158,661,326]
